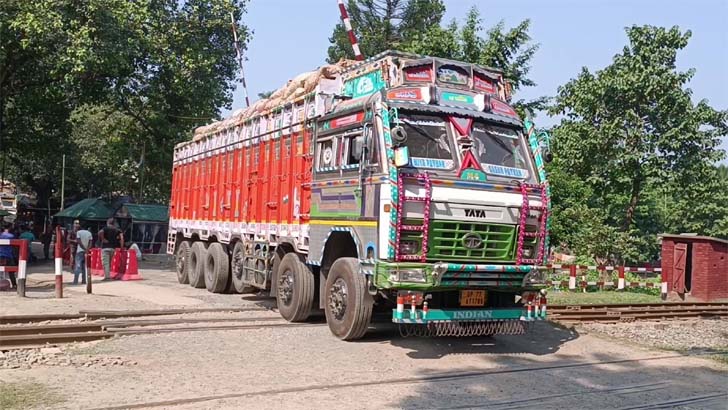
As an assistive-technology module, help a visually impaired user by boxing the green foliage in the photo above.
[548,25,728,262]
[0,0,251,205]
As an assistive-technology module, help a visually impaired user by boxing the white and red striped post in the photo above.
[568,265,577,290]
[337,0,364,61]
[395,295,404,319]
[617,266,625,290]
[17,240,28,297]
[660,264,668,300]
[410,294,417,319]
[54,226,63,298]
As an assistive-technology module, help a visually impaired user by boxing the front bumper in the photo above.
[375,261,549,291]
[392,307,547,323]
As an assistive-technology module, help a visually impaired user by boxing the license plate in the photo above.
[460,290,486,307]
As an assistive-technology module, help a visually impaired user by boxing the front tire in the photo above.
[276,253,314,322]
[188,241,207,289]
[324,258,373,340]
[205,242,229,294]
[175,241,190,284]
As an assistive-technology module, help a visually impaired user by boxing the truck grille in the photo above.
[427,220,516,262]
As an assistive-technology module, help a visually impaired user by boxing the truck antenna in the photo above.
[230,11,251,107]
[337,0,365,61]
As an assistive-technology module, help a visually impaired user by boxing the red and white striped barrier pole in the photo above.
[337,0,364,61]
[17,240,28,297]
[617,266,625,290]
[55,226,63,298]
[568,265,577,290]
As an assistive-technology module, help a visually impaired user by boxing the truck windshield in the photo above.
[398,114,454,169]
[471,123,531,179]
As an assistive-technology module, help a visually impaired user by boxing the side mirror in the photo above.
[391,125,407,145]
[543,148,553,163]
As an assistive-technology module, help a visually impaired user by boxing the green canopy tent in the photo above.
[54,198,114,235]
[116,204,169,254]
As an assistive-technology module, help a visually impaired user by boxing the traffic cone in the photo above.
[121,250,142,281]
[110,249,126,280]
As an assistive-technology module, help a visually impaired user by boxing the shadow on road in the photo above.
[359,321,579,359]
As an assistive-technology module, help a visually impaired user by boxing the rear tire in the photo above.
[205,242,229,294]
[276,253,314,322]
[188,241,207,289]
[324,258,373,340]
[175,241,190,284]
[231,241,254,294]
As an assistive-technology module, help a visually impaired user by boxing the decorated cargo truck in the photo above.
[168,51,552,340]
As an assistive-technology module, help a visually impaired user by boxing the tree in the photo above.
[548,25,728,261]
[0,0,251,205]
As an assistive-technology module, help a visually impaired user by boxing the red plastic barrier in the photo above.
[110,248,125,280]
[89,248,105,277]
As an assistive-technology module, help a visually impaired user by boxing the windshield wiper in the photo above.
[400,119,451,153]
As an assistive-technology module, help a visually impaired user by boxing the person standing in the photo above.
[98,218,122,281]
[42,224,52,260]
[73,224,93,285]
[0,223,17,288]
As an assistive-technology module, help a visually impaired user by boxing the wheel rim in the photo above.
[232,248,244,282]
[176,253,185,274]
[278,269,294,306]
[328,278,348,321]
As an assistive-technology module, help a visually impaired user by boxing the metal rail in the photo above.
[548,302,728,323]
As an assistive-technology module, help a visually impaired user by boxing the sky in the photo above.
[226,0,728,158]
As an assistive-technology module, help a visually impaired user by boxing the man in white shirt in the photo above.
[73,223,93,285]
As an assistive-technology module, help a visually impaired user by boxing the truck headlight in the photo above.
[390,269,427,283]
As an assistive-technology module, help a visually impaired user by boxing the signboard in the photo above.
[403,66,434,83]
[436,65,469,86]
[410,158,453,169]
[490,98,518,117]
[321,112,365,131]
[344,70,386,99]
[473,74,497,95]
[386,87,431,104]
[483,164,528,179]
[437,90,485,111]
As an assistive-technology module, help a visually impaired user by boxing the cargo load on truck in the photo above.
[169,51,553,340]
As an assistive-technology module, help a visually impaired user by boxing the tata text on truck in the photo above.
[168,51,552,340]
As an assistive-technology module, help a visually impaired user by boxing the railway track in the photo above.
[0,309,324,350]
[549,302,728,324]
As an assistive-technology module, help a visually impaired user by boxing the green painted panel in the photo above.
[344,70,386,99]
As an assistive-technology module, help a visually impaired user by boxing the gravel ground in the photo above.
[1,344,136,370]
[582,318,728,351]
[2,321,727,409]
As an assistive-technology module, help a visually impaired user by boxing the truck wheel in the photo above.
[231,241,254,294]
[205,242,229,294]
[175,241,190,284]
[188,241,207,289]
[324,258,373,340]
[276,253,314,322]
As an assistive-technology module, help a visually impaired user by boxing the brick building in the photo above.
[660,234,728,301]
